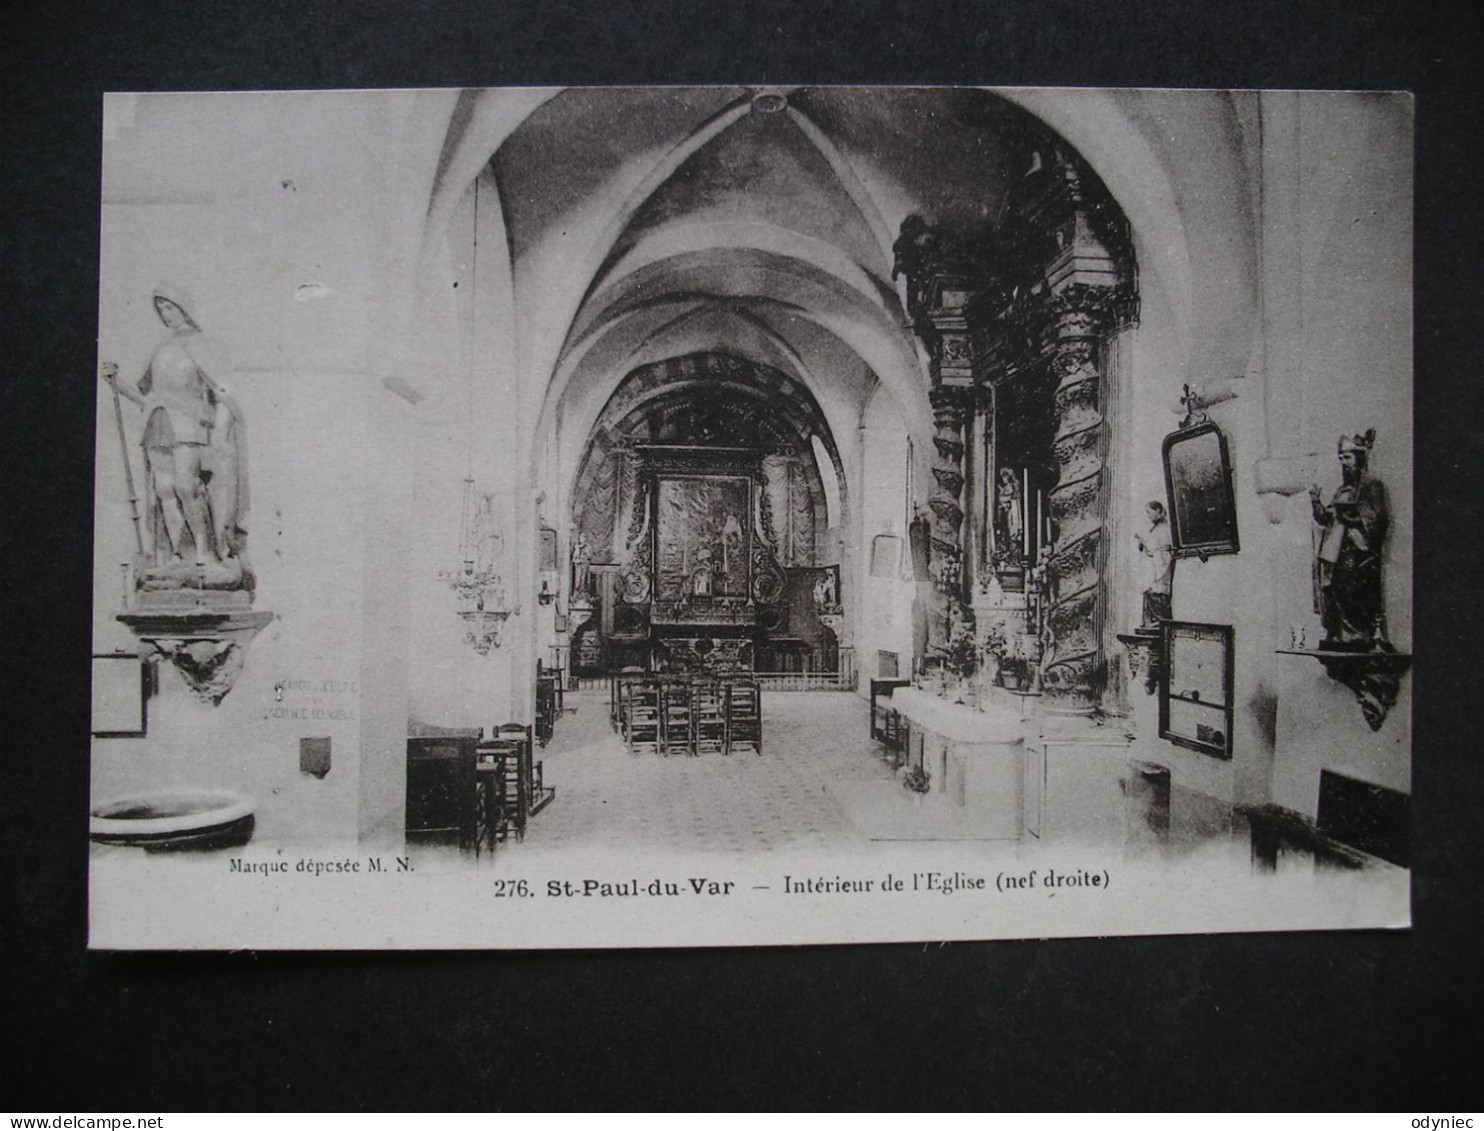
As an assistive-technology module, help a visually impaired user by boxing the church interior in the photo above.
[90,87,1412,880]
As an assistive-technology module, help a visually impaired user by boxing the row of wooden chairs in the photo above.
[610,674,762,757]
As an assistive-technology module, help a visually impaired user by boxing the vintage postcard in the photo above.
[88,87,1411,949]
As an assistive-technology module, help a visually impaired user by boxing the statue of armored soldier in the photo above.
[101,283,252,594]
[101,283,268,704]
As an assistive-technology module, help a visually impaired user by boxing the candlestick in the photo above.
[1022,469,1030,561]
[1031,489,1039,561]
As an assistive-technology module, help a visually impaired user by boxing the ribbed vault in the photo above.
[422,86,1090,512]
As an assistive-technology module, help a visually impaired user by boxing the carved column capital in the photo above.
[1039,282,1138,343]
[929,384,974,418]
[913,303,980,391]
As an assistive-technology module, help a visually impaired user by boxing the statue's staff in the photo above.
[100,362,145,555]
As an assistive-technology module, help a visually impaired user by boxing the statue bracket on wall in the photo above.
[1276,647,1410,732]
[117,600,275,705]
[1116,628,1163,696]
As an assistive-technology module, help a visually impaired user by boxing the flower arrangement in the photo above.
[994,631,1043,690]
[937,628,978,678]
[982,622,1008,660]
[1006,631,1040,661]
[932,601,979,679]
[902,764,932,794]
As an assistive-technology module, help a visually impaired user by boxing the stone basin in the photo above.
[90,788,255,852]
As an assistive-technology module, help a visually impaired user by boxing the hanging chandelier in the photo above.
[438,475,512,655]
[436,175,513,655]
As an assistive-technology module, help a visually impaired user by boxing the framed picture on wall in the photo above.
[869,533,902,578]
[1162,421,1240,559]
[1158,621,1234,760]
[538,527,559,571]
[92,653,149,738]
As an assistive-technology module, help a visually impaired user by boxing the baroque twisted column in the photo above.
[917,386,969,652]
[927,386,970,595]
[1039,287,1120,710]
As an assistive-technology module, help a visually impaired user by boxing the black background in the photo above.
[3,0,1480,1111]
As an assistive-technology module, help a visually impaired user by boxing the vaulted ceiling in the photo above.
[474,86,1064,484]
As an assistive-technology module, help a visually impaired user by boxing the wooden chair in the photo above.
[870,678,912,748]
[478,723,534,844]
[611,668,646,734]
[660,677,694,756]
[507,720,555,819]
[624,679,661,756]
[499,722,534,840]
[691,677,730,756]
[473,746,510,853]
[406,731,480,850]
[535,664,557,746]
[727,679,762,755]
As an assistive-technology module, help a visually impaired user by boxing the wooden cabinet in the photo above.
[406,734,479,847]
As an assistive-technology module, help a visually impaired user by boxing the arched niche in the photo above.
[570,352,846,571]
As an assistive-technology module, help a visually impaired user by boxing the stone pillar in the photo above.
[1039,286,1121,711]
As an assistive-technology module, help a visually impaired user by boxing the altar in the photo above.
[889,688,1027,839]
[575,442,845,676]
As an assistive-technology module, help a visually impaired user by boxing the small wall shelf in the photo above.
[1275,648,1411,669]
[1116,627,1162,695]
[1275,649,1411,731]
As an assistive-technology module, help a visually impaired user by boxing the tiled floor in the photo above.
[528,690,897,852]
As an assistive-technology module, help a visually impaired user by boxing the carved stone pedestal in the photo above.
[1276,648,1411,731]
[119,591,274,705]
[1116,627,1163,696]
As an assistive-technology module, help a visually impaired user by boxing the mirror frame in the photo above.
[1161,421,1240,560]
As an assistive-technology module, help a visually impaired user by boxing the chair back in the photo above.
[691,676,730,755]
[727,678,762,754]
[623,677,662,755]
